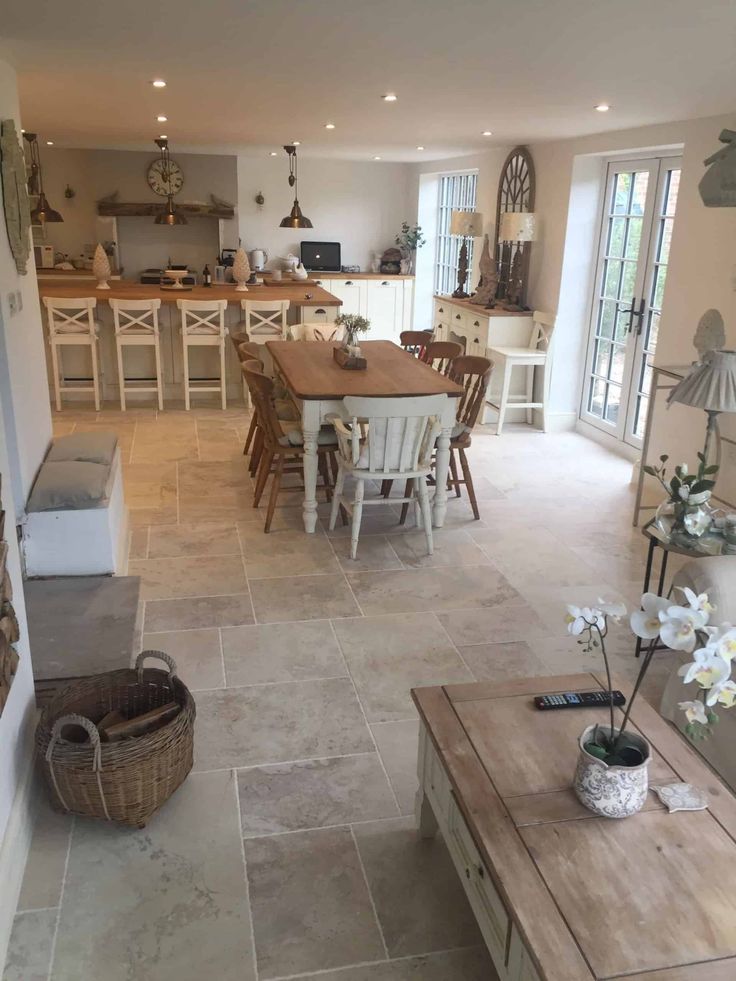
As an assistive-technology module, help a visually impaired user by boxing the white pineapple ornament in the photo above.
[233,248,251,292]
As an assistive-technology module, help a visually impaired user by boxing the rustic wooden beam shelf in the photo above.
[96,201,234,219]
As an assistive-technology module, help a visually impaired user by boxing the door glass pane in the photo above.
[612,173,632,214]
[624,217,642,258]
[598,300,616,339]
[621,261,637,302]
[594,340,611,376]
[608,217,626,257]
[603,260,622,298]
[631,172,649,215]
[604,384,622,423]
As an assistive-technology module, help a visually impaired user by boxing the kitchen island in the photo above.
[36,279,342,405]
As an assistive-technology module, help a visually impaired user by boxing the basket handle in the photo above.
[135,649,178,682]
[45,714,110,820]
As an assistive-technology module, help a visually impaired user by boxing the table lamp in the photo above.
[449,210,484,299]
[498,211,537,308]
[667,350,736,463]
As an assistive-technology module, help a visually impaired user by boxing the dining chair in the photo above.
[289,322,345,342]
[177,299,228,410]
[43,296,102,411]
[400,330,432,359]
[242,364,338,533]
[328,395,444,559]
[421,340,463,375]
[486,310,556,434]
[109,298,164,411]
[241,299,290,342]
[394,355,493,523]
[235,340,263,410]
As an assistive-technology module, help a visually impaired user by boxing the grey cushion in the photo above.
[47,431,118,466]
[28,462,110,512]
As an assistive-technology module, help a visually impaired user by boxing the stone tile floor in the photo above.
[5,404,674,981]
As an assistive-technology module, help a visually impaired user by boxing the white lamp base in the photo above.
[235,283,249,292]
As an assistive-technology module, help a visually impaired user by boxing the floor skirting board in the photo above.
[0,749,37,976]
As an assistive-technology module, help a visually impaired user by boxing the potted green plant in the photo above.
[565,589,735,817]
[395,222,426,274]
[644,452,718,544]
[335,314,370,356]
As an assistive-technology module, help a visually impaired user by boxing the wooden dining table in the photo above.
[266,340,465,533]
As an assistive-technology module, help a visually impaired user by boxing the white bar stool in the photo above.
[177,299,228,410]
[486,310,556,434]
[110,298,164,411]
[43,296,102,411]
[240,299,290,343]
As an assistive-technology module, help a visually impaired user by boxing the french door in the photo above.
[581,156,681,447]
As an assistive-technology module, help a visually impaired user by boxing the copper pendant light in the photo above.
[279,145,313,228]
[23,133,64,223]
[153,138,187,225]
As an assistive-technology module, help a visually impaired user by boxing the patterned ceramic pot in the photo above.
[574,724,650,819]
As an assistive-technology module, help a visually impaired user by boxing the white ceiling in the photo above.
[2,0,735,161]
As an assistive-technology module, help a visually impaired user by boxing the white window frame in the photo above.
[434,171,479,295]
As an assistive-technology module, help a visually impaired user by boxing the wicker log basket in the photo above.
[35,651,195,828]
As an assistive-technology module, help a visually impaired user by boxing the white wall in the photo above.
[41,147,238,278]
[236,154,413,272]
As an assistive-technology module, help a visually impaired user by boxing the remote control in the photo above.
[534,691,626,710]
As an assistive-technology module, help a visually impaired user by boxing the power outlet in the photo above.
[7,292,17,317]
[15,290,22,312]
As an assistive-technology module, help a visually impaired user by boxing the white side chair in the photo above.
[289,322,345,342]
[328,394,444,559]
[110,298,163,411]
[43,296,101,411]
[176,299,228,410]
[241,299,290,343]
[486,310,556,434]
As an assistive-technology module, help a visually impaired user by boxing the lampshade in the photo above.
[498,211,537,243]
[280,200,313,229]
[30,191,63,224]
[449,210,484,237]
[155,195,187,225]
[668,350,736,412]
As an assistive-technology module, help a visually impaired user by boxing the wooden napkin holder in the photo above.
[333,346,367,370]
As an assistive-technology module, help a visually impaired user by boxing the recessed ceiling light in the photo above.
[159,134,167,139]
[151,79,166,88]
[481,130,492,136]
[382,93,397,102]
[325,123,335,130]
[20,128,25,133]
[374,156,382,161]
[416,145,425,151]
[270,151,278,156]
[292,141,301,146]
[157,115,168,122]
[595,103,611,112]
[46,140,54,145]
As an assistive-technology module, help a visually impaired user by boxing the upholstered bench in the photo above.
[23,432,129,577]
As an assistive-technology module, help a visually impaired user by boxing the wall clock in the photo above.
[0,119,32,274]
[147,157,184,196]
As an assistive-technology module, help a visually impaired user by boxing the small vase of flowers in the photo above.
[645,453,717,544]
[335,313,370,357]
[565,588,735,818]
[395,222,426,275]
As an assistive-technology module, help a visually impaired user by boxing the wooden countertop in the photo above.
[268,340,465,401]
[37,280,342,306]
[308,273,415,281]
[434,294,531,316]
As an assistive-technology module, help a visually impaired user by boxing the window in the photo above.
[434,171,478,295]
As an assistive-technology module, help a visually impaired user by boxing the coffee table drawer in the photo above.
[447,792,509,968]
[421,729,451,818]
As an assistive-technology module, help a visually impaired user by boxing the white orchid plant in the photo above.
[643,452,718,536]
[565,587,736,765]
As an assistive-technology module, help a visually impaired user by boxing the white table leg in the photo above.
[433,398,455,527]
[415,788,438,839]
[301,401,321,533]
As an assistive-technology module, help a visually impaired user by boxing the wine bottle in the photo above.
[203,264,212,287]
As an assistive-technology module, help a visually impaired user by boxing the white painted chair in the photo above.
[288,322,345,342]
[176,299,228,410]
[241,299,290,343]
[110,298,164,411]
[43,296,101,411]
[328,395,444,559]
[486,310,556,434]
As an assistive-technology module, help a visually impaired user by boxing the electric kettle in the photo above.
[249,249,268,271]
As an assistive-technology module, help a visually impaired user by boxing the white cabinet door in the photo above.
[366,280,402,341]
[327,278,367,318]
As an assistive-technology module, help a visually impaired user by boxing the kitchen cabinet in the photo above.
[433,295,533,424]
[309,276,414,343]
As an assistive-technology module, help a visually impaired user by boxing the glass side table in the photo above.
[637,519,727,657]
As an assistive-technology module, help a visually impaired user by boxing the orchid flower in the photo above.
[678,700,709,726]
[678,586,714,617]
[679,646,731,688]
[597,599,626,621]
[565,605,604,636]
[708,679,736,708]
[659,605,707,652]
[630,593,670,640]
[704,624,736,663]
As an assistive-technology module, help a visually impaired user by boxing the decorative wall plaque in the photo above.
[0,475,19,716]
[0,119,32,275]
[494,146,535,302]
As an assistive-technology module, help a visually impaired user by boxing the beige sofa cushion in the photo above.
[28,462,109,512]
[47,431,118,466]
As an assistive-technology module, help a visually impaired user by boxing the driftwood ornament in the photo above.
[0,119,32,274]
[700,129,736,207]
[469,235,499,306]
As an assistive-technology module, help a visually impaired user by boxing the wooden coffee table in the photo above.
[412,673,736,981]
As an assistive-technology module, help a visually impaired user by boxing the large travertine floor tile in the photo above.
[387,529,490,569]
[144,593,254,632]
[237,754,397,836]
[437,601,545,647]
[352,817,483,957]
[128,526,149,560]
[371,720,420,816]
[147,522,240,558]
[293,946,497,980]
[331,535,404,572]
[178,460,251,503]
[241,530,341,578]
[346,566,521,616]
[222,620,346,686]
[472,526,600,589]
[458,640,550,681]
[245,827,385,978]
[333,614,472,722]
[140,627,224,690]
[194,678,373,770]
[17,796,72,911]
[128,554,247,600]
[51,771,255,981]
[249,574,360,623]
[123,462,178,512]
[3,909,56,981]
